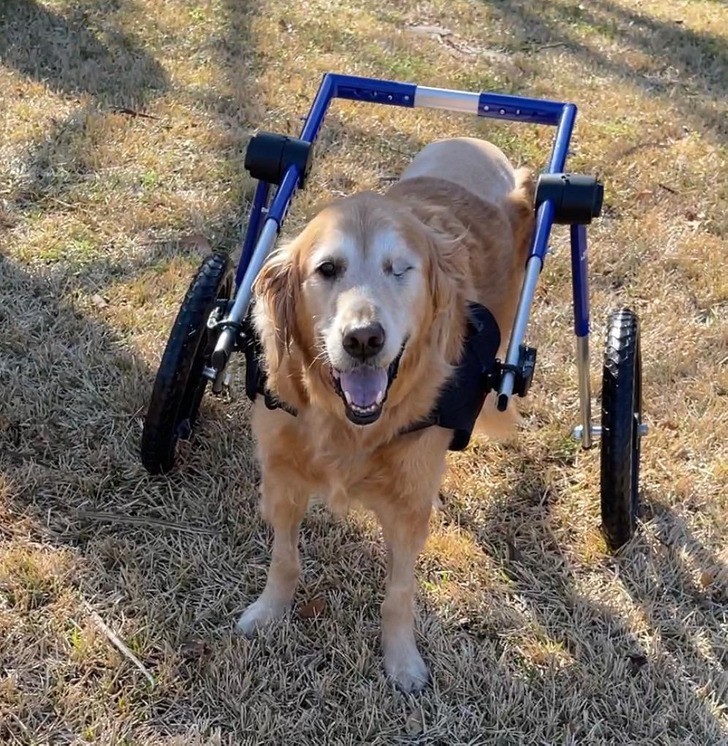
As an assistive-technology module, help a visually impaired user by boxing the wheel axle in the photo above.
[573,422,649,441]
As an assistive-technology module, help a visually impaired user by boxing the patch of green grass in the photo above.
[140,170,159,190]
[37,235,98,265]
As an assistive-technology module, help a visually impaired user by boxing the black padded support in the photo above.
[244,132,313,187]
[535,173,604,225]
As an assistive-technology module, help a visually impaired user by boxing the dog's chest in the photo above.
[303,423,400,501]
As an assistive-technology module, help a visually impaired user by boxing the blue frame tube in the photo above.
[530,103,577,261]
[571,223,593,447]
[477,91,564,126]
[570,224,590,337]
[236,75,573,279]
[495,102,577,408]
[237,180,270,287]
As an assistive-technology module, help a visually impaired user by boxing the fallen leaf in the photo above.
[405,708,426,736]
[298,596,326,619]
[699,569,714,588]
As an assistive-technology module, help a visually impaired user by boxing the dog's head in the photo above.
[253,192,464,426]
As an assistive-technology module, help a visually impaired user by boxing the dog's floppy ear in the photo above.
[253,246,302,370]
[505,167,536,262]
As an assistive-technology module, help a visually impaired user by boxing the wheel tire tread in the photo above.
[600,308,641,550]
[141,252,231,474]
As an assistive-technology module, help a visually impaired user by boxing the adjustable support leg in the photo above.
[570,224,597,448]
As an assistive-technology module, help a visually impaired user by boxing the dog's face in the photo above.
[254,193,447,426]
[302,218,427,424]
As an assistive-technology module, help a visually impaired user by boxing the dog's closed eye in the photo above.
[384,259,414,278]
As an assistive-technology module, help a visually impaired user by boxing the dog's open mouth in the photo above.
[331,347,405,426]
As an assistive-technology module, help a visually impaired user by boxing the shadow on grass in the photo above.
[479,0,727,142]
[441,445,728,742]
[0,252,262,742]
[1,0,273,305]
[0,2,273,740]
[2,0,262,254]
[1,0,170,235]
[0,0,167,103]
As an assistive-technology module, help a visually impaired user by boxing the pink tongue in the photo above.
[339,367,388,408]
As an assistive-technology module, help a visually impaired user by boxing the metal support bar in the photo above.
[570,223,592,447]
[210,218,281,372]
[414,86,479,115]
[570,224,590,337]
[496,103,577,410]
[477,91,564,126]
[497,255,543,410]
[237,180,271,287]
[576,335,593,448]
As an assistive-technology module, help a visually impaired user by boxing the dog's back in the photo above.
[400,136,517,206]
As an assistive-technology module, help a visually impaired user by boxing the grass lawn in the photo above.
[1,0,726,743]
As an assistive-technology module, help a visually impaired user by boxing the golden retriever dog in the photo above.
[236,137,534,692]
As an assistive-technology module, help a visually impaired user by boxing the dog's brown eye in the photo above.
[317,261,338,279]
[391,265,413,278]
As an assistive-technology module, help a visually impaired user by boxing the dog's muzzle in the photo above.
[331,342,407,425]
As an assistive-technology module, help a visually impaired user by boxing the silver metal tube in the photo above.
[576,334,593,448]
[414,87,480,115]
[231,218,279,323]
[497,255,542,409]
[211,218,280,365]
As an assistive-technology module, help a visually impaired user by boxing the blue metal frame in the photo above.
[237,181,270,286]
[236,74,580,265]
[570,224,590,338]
[226,72,591,417]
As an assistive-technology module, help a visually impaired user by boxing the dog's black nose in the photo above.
[343,323,385,360]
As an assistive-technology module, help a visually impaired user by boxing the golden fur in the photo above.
[237,137,535,692]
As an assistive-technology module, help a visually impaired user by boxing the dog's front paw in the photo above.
[383,643,430,693]
[235,597,287,637]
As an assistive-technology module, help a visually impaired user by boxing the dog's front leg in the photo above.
[375,499,432,693]
[236,471,309,636]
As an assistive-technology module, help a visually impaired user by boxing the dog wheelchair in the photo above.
[140,73,646,551]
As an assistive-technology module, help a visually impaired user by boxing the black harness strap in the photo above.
[243,302,501,451]
[243,327,299,417]
[399,302,501,450]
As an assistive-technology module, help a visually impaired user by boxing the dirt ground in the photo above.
[1,0,726,743]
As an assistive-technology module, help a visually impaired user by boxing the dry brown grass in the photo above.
[1,0,727,742]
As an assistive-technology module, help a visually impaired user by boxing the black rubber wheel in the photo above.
[600,308,642,550]
[141,252,233,474]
